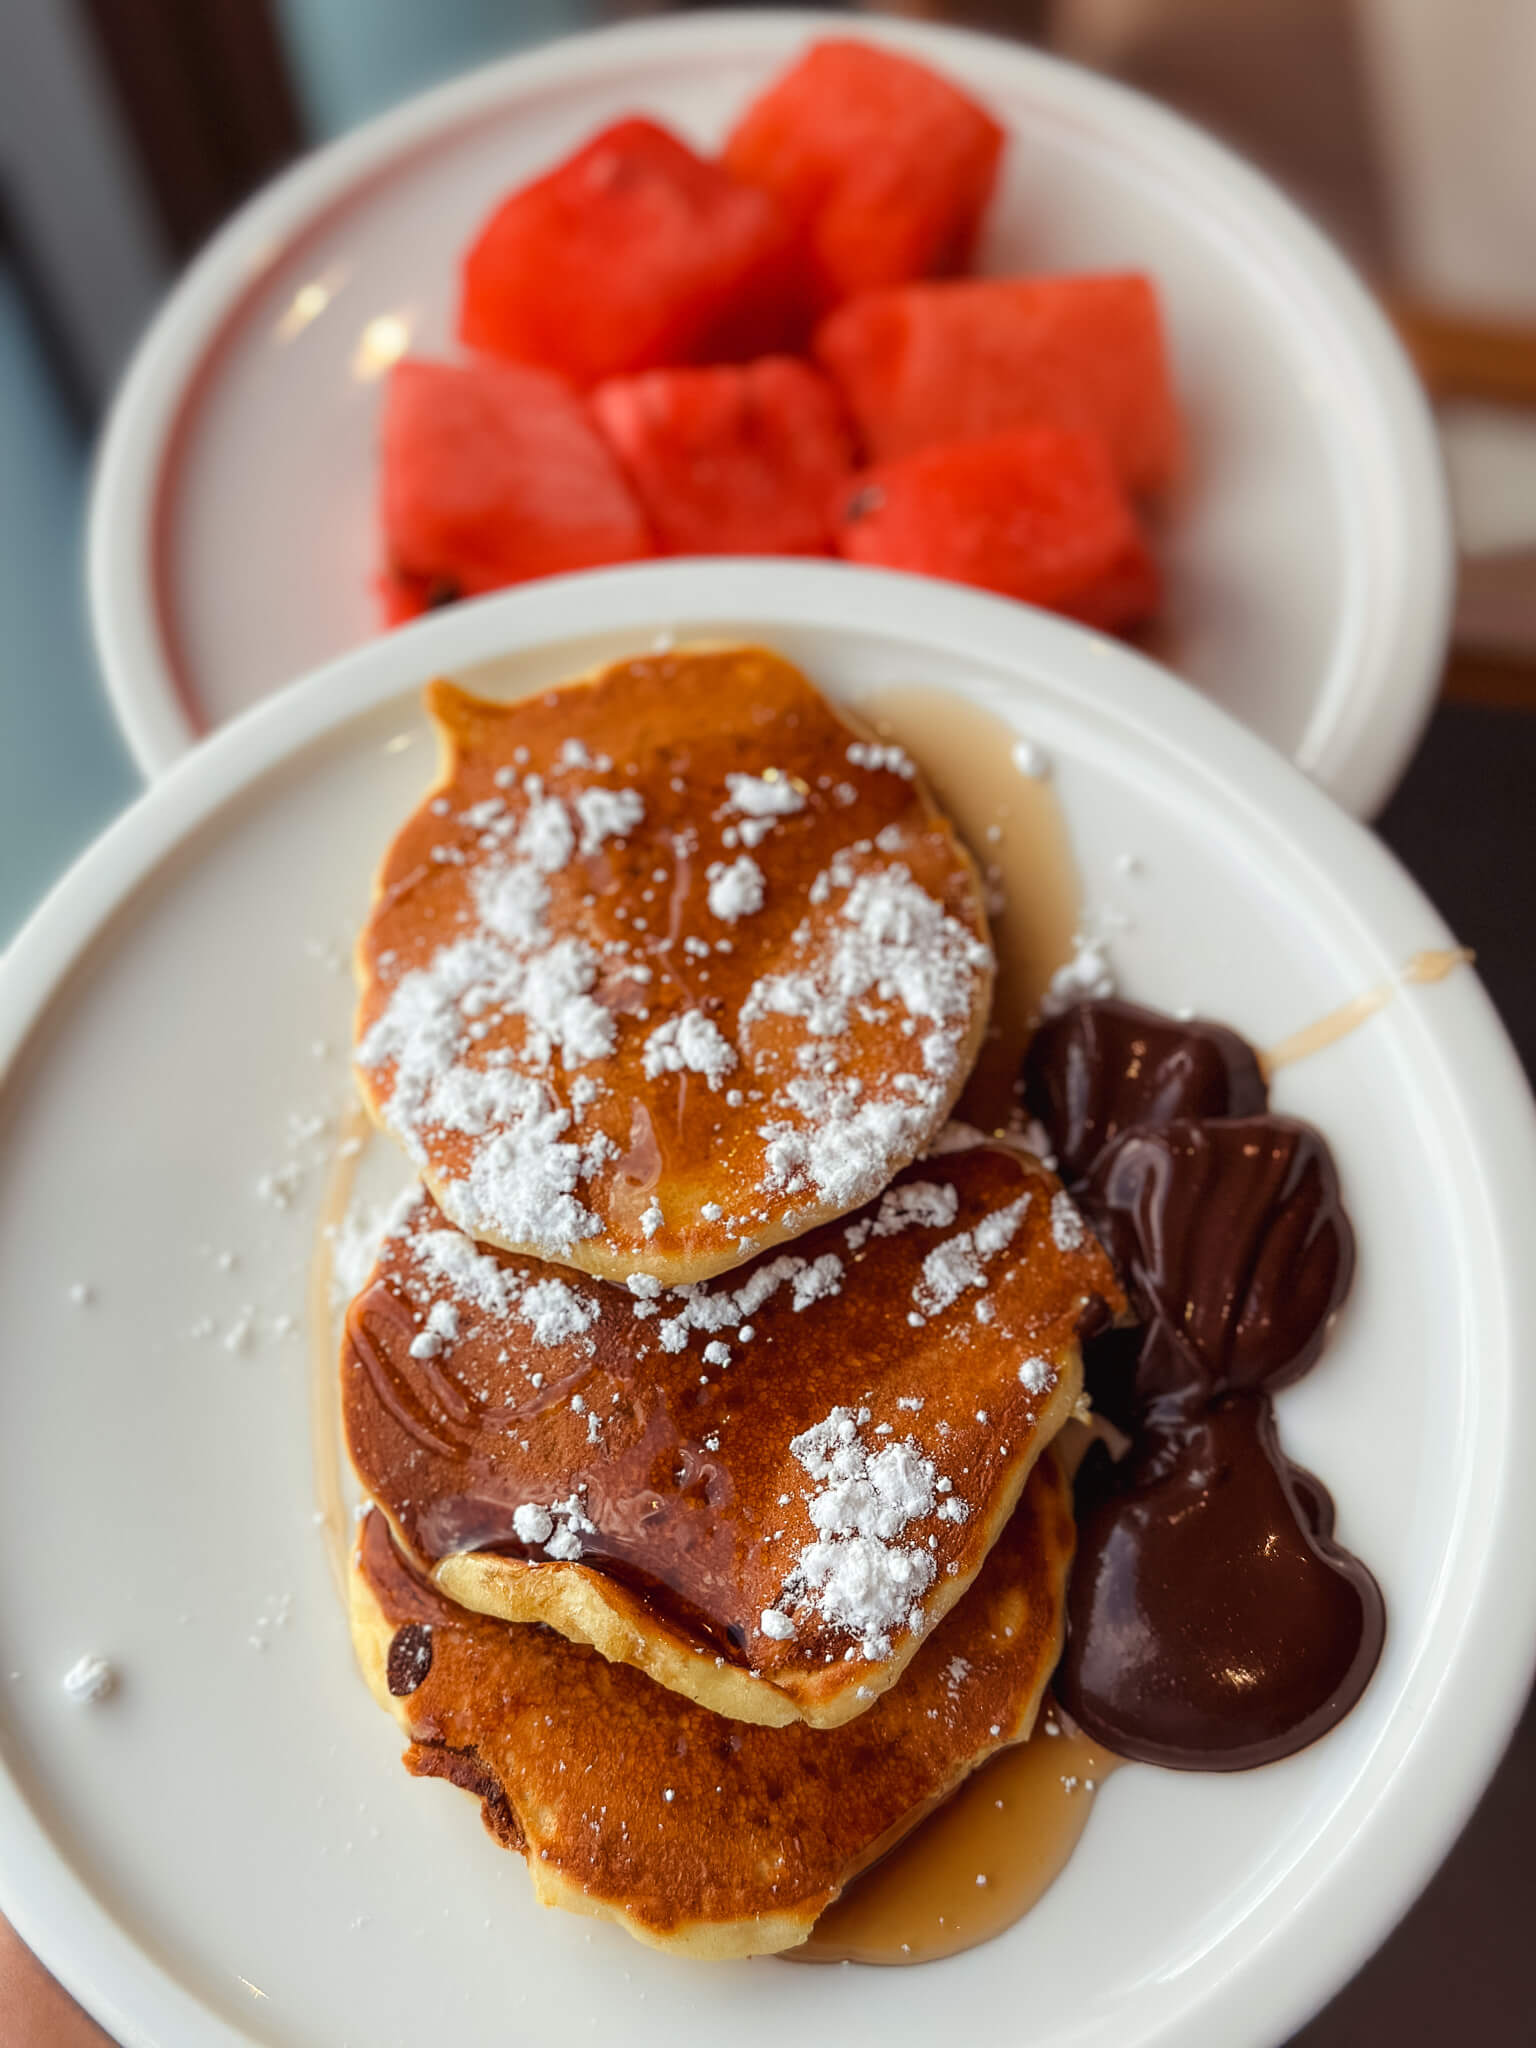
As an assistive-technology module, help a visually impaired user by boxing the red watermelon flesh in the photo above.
[816,274,1182,495]
[377,567,431,626]
[723,39,1003,310]
[590,357,854,556]
[459,118,804,387]
[833,425,1159,631]
[380,357,652,601]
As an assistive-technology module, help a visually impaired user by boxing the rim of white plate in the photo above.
[86,8,1452,814]
[6,562,1527,2048]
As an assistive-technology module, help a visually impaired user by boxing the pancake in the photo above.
[350,1450,1075,1958]
[342,1141,1120,1728]
[352,646,993,1284]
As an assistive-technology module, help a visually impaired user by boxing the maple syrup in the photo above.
[796,1709,1117,1965]
[863,687,1081,1131]
[1262,946,1474,1075]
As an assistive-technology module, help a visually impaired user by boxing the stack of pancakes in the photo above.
[341,646,1120,1956]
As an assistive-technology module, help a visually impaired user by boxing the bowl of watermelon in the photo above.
[89,10,1450,812]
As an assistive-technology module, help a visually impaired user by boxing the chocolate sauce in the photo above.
[1083,1116,1355,1408]
[1023,999,1266,1186]
[386,1622,435,1696]
[1025,1000,1385,1771]
[1066,1401,1383,1769]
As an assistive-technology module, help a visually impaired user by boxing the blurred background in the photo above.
[3,0,1535,948]
[0,2,1532,2042]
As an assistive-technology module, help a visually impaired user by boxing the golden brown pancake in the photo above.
[352,647,993,1284]
[351,1451,1075,1958]
[343,1141,1120,1728]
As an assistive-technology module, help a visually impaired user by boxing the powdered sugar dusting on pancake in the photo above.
[353,651,992,1277]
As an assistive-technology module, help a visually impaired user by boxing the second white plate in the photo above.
[88,9,1451,813]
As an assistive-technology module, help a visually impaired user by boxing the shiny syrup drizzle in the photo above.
[308,1103,373,1602]
[796,1707,1118,1965]
[1261,946,1475,1075]
[861,688,1081,1131]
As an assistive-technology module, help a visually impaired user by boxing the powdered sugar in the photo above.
[645,1248,845,1358]
[1018,1355,1053,1395]
[415,1224,516,1317]
[778,1409,943,1658]
[642,1010,738,1090]
[744,865,989,1048]
[740,863,990,1213]
[453,1076,607,1251]
[574,785,644,854]
[1050,1190,1086,1251]
[846,741,915,779]
[408,1300,459,1360]
[845,1179,960,1250]
[1040,934,1116,1018]
[512,1503,554,1545]
[358,774,652,1253]
[61,1654,114,1705]
[331,1185,423,1304]
[518,1277,600,1346]
[706,855,765,923]
[526,1493,595,1562]
[911,1195,1029,1317]
[399,1211,603,1360]
[515,796,574,876]
[725,771,805,819]
[790,1253,844,1311]
[758,1089,943,1215]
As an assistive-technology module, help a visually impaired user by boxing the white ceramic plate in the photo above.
[88,9,1452,816]
[4,563,1530,2048]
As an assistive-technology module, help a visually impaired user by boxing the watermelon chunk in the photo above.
[376,568,432,626]
[589,357,854,556]
[833,426,1159,630]
[816,275,1182,495]
[723,39,1003,309]
[459,118,803,386]
[379,357,652,604]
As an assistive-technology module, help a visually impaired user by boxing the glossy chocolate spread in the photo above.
[1023,1000,1385,1770]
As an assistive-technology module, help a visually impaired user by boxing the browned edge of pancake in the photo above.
[350,1450,1074,1957]
[432,1342,1081,1730]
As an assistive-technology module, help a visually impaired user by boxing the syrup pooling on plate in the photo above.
[1260,945,1476,1075]
[1023,1000,1384,1769]
[352,647,995,1284]
[858,687,1083,1131]
[794,1703,1118,1965]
